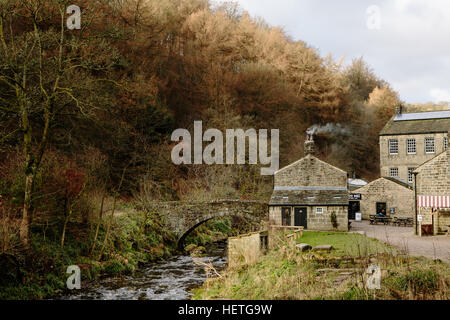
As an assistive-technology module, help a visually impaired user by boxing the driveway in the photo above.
[351,220,450,263]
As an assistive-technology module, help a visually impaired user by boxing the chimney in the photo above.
[395,104,403,115]
[304,130,315,156]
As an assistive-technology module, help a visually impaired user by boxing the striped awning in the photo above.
[417,195,450,208]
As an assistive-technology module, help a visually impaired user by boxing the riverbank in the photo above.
[193,231,450,300]
[0,202,250,300]
[0,209,177,300]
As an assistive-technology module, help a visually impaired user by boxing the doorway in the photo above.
[294,207,307,228]
[348,201,360,220]
[281,207,291,226]
[376,202,387,216]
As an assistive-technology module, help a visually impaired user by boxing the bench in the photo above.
[393,217,413,227]
[369,215,392,225]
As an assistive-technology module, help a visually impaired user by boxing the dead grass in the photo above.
[192,230,449,300]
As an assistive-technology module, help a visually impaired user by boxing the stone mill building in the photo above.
[379,106,449,184]
[269,133,349,231]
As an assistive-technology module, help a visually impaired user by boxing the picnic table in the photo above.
[369,215,392,225]
[393,217,414,227]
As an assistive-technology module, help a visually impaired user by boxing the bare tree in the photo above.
[0,0,121,245]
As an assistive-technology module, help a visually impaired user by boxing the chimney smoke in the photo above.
[304,130,315,156]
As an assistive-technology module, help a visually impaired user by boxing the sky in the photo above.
[227,0,450,104]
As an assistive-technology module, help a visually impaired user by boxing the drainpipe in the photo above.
[413,172,418,235]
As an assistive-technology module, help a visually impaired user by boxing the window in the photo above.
[406,139,416,154]
[444,137,448,151]
[316,207,323,214]
[389,168,399,178]
[425,137,435,154]
[408,168,414,183]
[388,139,398,154]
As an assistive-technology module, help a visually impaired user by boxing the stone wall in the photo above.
[227,232,262,269]
[380,133,448,183]
[269,206,282,225]
[269,205,348,231]
[415,151,449,195]
[437,210,450,233]
[307,206,348,231]
[274,155,347,188]
[354,177,414,220]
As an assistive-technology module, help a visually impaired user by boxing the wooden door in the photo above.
[294,207,307,228]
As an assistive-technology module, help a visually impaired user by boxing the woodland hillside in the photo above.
[0,0,405,248]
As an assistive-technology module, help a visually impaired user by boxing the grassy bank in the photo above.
[0,207,177,300]
[193,231,450,300]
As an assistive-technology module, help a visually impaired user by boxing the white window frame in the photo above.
[389,167,399,178]
[315,207,324,214]
[444,137,448,151]
[425,137,435,154]
[406,138,416,154]
[388,139,398,155]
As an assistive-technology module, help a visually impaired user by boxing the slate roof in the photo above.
[380,112,450,136]
[269,189,349,206]
[353,176,413,193]
[383,176,413,190]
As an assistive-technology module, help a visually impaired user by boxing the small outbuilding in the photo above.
[269,135,349,232]
[352,177,414,220]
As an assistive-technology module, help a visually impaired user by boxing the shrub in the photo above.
[104,260,126,275]
[385,269,440,297]
[330,212,339,229]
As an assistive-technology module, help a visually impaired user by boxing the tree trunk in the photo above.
[90,192,106,256]
[98,167,127,260]
[60,216,69,248]
[19,172,34,246]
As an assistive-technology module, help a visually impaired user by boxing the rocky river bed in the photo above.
[56,242,227,300]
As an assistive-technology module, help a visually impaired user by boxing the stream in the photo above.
[57,242,227,300]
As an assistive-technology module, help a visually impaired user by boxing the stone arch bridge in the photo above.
[147,200,268,247]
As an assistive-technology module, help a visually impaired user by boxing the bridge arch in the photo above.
[147,200,267,249]
[177,213,260,249]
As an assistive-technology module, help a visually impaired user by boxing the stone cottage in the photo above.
[352,177,414,220]
[413,138,450,236]
[268,134,349,231]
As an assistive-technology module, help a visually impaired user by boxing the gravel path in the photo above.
[351,220,450,263]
